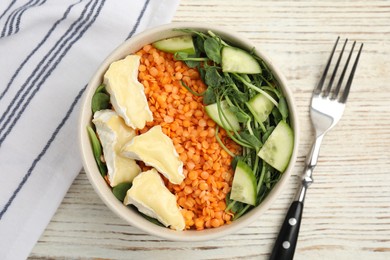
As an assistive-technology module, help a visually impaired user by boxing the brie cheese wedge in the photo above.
[123,168,185,231]
[93,109,141,186]
[121,125,184,184]
[104,54,153,129]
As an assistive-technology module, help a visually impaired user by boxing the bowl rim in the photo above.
[78,22,299,241]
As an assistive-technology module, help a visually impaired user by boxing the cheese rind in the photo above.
[93,109,141,186]
[123,169,185,231]
[104,55,153,129]
[121,125,184,184]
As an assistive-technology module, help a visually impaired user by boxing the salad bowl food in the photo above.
[79,22,299,241]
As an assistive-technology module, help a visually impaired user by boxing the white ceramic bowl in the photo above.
[79,22,299,241]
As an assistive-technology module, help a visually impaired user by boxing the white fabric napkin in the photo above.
[0,0,179,259]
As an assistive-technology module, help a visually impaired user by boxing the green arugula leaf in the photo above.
[239,131,262,150]
[203,87,216,105]
[271,106,282,125]
[262,126,275,143]
[205,67,222,87]
[204,37,222,63]
[112,182,132,202]
[95,84,107,94]
[92,92,110,113]
[229,106,249,123]
[194,35,205,53]
[87,126,107,176]
[278,96,289,120]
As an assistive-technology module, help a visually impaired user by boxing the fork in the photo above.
[269,37,363,260]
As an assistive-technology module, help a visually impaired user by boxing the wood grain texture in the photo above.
[30,0,390,259]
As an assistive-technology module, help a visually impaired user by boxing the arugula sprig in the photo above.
[174,29,289,219]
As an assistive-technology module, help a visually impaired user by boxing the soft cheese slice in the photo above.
[93,109,141,186]
[104,55,153,129]
[123,168,185,231]
[121,125,184,184]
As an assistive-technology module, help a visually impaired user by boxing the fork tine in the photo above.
[313,36,340,95]
[331,41,356,99]
[339,42,363,103]
[324,38,348,96]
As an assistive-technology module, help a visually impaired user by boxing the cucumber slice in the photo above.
[230,160,257,205]
[221,46,261,74]
[205,100,240,131]
[152,35,195,55]
[258,121,294,172]
[246,93,275,123]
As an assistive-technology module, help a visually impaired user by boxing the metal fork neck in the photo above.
[294,134,325,203]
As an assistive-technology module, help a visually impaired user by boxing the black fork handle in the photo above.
[269,201,304,260]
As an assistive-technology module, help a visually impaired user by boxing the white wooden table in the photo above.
[30,1,390,259]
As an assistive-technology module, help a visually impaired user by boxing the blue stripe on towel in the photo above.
[0,85,87,220]
[127,0,150,39]
[0,0,83,101]
[1,0,44,37]
[0,0,104,146]
[13,0,48,35]
[0,0,17,21]
[1,0,38,37]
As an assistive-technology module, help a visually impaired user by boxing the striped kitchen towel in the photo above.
[0,0,179,259]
